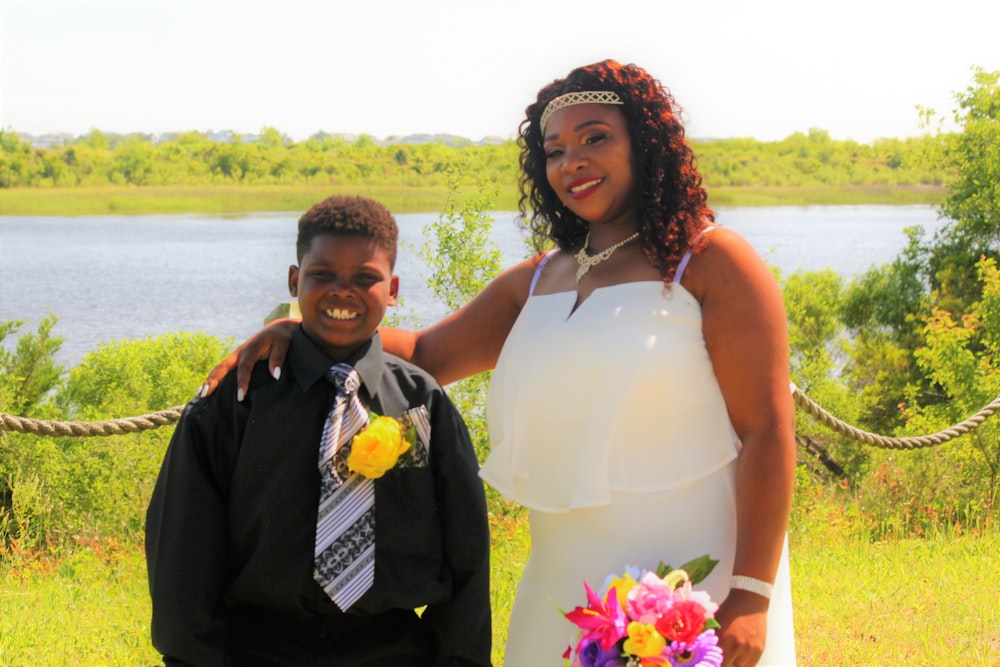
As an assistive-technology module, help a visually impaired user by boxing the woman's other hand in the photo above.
[715,590,768,667]
[199,318,297,400]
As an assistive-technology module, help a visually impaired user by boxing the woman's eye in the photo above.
[544,148,563,159]
[584,132,607,145]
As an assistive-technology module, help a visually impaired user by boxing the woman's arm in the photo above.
[382,256,537,385]
[683,227,796,667]
[201,256,541,397]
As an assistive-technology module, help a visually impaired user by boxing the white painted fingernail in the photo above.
[272,366,281,381]
[237,388,245,402]
[198,383,208,399]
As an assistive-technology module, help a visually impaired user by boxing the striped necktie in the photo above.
[313,364,375,611]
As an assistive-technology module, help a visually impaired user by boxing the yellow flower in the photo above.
[347,415,412,479]
[623,621,666,658]
[663,568,689,590]
[606,571,639,608]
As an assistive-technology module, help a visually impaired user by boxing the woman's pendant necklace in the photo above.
[574,231,640,282]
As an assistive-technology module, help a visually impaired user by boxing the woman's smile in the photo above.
[567,177,604,199]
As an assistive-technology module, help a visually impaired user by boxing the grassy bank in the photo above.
[0,185,519,217]
[0,184,944,217]
[2,516,996,666]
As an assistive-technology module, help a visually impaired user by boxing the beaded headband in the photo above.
[540,91,624,133]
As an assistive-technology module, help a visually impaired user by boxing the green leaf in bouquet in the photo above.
[654,554,719,584]
[654,561,675,578]
[679,554,719,584]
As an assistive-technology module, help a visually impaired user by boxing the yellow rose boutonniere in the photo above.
[346,414,416,479]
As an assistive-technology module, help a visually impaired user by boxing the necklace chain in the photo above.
[574,231,640,282]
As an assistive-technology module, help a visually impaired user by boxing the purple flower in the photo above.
[664,630,723,667]
[577,637,626,667]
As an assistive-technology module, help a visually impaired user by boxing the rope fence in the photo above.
[791,386,1000,450]
[0,406,184,438]
[2,387,1000,448]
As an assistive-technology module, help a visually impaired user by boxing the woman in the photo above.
[205,60,797,666]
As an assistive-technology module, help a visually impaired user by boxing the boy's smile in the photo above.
[289,234,398,361]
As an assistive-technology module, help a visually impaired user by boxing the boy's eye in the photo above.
[309,270,333,280]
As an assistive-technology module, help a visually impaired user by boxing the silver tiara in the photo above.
[540,91,624,133]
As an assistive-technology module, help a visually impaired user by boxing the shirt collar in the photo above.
[288,326,385,399]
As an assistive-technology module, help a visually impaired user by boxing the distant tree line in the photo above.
[0,124,945,190]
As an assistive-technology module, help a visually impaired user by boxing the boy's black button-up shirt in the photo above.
[146,328,491,666]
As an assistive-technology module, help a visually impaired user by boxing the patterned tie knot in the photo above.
[328,364,361,395]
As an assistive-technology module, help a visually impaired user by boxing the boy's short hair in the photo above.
[297,195,398,267]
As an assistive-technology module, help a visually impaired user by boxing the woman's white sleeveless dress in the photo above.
[480,269,797,666]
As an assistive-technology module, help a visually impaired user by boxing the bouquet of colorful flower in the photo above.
[562,555,723,667]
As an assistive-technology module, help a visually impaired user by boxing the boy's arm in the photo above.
[418,391,493,667]
[145,398,233,666]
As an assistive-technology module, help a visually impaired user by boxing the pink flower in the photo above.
[627,572,677,624]
[564,582,629,651]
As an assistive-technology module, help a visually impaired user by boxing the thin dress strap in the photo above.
[528,250,558,297]
[675,225,716,284]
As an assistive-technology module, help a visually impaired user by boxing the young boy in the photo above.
[145,195,492,666]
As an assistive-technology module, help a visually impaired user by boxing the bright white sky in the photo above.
[2,0,998,143]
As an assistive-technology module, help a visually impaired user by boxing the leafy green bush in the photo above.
[415,171,504,465]
[852,257,1000,534]
[0,316,63,417]
[1,331,232,550]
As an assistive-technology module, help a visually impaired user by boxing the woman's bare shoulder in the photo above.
[486,252,554,308]
[682,226,777,301]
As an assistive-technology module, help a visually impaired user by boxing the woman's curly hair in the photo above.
[518,60,714,282]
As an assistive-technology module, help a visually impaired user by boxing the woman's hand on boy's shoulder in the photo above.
[200,318,297,401]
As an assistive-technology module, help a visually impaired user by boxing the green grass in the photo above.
[0,538,160,666]
[789,525,1000,665]
[488,506,530,666]
[0,183,943,217]
[2,512,997,666]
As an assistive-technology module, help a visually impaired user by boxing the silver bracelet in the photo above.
[730,575,773,599]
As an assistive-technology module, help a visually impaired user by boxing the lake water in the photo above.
[0,206,945,367]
